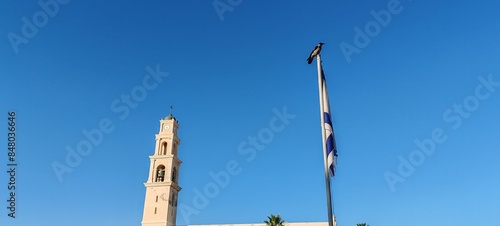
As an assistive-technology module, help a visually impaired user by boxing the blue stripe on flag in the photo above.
[322,68,338,177]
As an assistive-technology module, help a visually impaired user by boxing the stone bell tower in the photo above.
[141,113,182,226]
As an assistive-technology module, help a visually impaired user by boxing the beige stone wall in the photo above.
[189,222,329,226]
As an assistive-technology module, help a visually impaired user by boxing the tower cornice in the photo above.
[144,182,182,191]
[148,155,182,164]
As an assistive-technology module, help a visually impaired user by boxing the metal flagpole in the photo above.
[316,54,335,226]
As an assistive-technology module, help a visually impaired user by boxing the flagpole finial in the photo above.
[170,105,173,114]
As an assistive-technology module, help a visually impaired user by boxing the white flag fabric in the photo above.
[321,67,338,177]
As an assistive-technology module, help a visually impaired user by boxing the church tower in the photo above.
[141,113,182,226]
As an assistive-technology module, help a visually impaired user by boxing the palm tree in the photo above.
[264,214,285,226]
[356,223,368,226]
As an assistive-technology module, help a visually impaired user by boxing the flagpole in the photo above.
[316,54,335,226]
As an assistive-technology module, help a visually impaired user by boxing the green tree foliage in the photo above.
[264,214,285,226]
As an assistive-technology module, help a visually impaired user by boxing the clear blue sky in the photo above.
[1,1,500,226]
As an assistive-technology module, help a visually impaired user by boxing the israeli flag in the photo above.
[321,68,338,177]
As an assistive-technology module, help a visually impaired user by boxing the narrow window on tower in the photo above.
[156,165,166,182]
[173,194,177,207]
[172,143,178,155]
[161,142,168,155]
[171,167,177,183]
[156,196,158,202]
[154,207,157,214]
